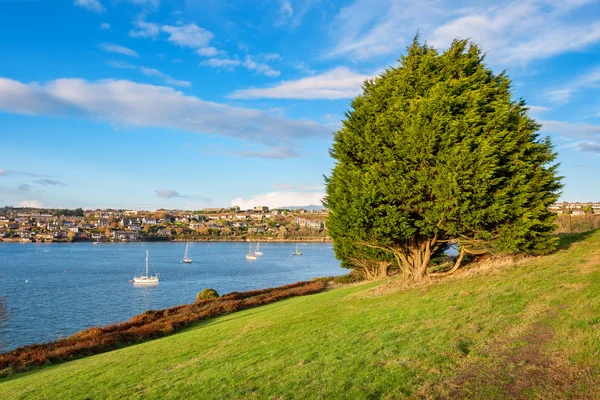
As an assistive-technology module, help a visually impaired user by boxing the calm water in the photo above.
[0,242,343,351]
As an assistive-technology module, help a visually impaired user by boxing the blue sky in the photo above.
[0,0,599,210]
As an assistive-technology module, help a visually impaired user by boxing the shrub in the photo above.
[0,280,326,375]
[196,288,219,301]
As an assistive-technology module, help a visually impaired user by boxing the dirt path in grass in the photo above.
[424,312,596,399]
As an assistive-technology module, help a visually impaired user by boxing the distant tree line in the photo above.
[54,208,84,217]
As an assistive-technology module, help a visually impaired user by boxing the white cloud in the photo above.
[574,142,600,154]
[235,146,301,159]
[231,191,324,209]
[74,0,105,13]
[328,0,600,64]
[327,0,415,59]
[34,179,67,187]
[547,89,574,104]
[273,184,323,190]
[540,120,600,140]
[129,14,161,38]
[263,53,282,61]
[0,77,329,145]
[139,67,191,87]
[526,105,550,117]
[229,66,371,100]
[155,189,186,198]
[99,43,139,57]
[127,0,160,7]
[280,0,293,18]
[242,56,280,77]
[19,200,45,208]
[276,0,294,25]
[161,23,213,48]
[100,23,111,30]
[430,1,600,65]
[200,58,241,69]
[0,168,8,176]
[107,61,191,87]
[546,65,600,104]
[196,47,221,57]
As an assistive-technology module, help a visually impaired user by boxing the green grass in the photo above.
[2,231,600,399]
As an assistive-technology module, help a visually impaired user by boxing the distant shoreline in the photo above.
[0,237,332,244]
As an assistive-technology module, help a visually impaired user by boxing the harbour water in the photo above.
[0,241,343,351]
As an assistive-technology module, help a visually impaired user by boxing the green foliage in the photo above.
[54,208,84,217]
[2,231,600,398]
[196,288,219,301]
[325,36,562,281]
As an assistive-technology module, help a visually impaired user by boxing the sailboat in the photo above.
[182,241,192,263]
[254,242,263,256]
[246,236,257,260]
[133,250,159,285]
[292,242,302,256]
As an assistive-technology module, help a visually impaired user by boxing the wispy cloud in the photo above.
[196,47,221,57]
[231,191,325,209]
[430,1,600,65]
[74,0,105,13]
[276,0,294,25]
[0,169,50,178]
[540,120,600,140]
[139,67,191,87]
[18,183,32,191]
[161,23,213,48]
[574,142,600,154]
[154,189,187,198]
[235,146,301,159]
[273,184,323,190]
[229,66,371,100]
[540,120,600,154]
[129,14,161,38]
[327,0,600,64]
[99,43,139,58]
[127,0,160,7]
[242,56,280,77]
[200,58,241,70]
[546,65,600,104]
[0,77,330,146]
[100,22,111,30]
[527,105,550,117]
[34,179,67,187]
[108,61,191,87]
[19,200,45,208]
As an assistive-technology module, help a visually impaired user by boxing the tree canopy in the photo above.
[325,37,562,282]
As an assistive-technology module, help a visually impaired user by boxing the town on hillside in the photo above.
[547,201,600,215]
[0,206,328,243]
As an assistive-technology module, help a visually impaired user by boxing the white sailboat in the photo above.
[133,250,159,285]
[292,242,302,256]
[254,242,263,256]
[182,241,192,263]
[246,237,257,260]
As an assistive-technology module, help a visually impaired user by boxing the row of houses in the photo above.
[548,202,600,215]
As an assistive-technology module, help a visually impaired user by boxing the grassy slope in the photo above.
[2,231,600,399]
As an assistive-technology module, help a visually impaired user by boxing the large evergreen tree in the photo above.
[325,37,562,282]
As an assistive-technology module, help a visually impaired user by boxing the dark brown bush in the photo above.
[0,280,326,376]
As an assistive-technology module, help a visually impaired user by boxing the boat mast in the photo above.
[145,250,149,278]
